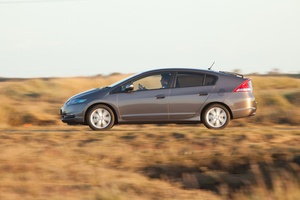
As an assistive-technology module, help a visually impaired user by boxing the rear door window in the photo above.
[175,72,204,88]
[175,72,218,88]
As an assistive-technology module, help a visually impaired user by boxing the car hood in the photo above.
[66,88,101,104]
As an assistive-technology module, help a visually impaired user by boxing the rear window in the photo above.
[204,74,218,85]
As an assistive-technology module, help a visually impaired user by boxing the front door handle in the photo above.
[155,94,165,99]
[198,92,208,96]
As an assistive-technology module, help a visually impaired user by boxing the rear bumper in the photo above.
[223,92,257,119]
[232,103,257,119]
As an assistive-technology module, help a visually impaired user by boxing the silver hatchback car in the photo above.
[60,68,257,131]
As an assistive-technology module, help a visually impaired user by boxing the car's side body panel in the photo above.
[117,88,170,120]
[82,91,119,123]
[168,85,215,119]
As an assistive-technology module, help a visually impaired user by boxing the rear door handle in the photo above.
[155,94,165,99]
[198,92,208,96]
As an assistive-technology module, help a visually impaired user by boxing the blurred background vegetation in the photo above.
[0,73,299,127]
[0,73,300,200]
[0,74,130,127]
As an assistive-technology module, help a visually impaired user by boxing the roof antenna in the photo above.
[208,62,215,70]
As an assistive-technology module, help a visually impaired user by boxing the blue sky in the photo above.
[0,0,299,78]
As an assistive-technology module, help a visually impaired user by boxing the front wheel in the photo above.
[202,104,230,129]
[87,105,115,131]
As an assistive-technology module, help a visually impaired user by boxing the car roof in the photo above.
[143,68,245,79]
[143,68,216,74]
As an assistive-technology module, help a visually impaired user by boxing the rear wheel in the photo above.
[87,105,115,131]
[202,104,230,129]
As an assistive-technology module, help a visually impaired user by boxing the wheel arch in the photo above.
[84,103,119,125]
[201,102,233,121]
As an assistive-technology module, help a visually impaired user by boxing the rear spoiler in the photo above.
[219,71,244,78]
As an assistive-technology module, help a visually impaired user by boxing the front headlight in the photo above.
[66,99,87,105]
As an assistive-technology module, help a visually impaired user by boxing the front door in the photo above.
[117,72,173,121]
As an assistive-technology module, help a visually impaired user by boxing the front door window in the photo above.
[123,72,172,92]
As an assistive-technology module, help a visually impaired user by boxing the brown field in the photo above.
[0,74,300,199]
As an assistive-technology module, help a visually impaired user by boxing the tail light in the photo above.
[233,79,253,92]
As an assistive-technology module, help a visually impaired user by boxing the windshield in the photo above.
[108,72,143,88]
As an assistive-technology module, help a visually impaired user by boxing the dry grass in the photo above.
[0,125,299,199]
[250,76,300,90]
[1,74,300,198]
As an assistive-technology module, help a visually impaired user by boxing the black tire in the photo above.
[86,105,115,131]
[202,104,230,129]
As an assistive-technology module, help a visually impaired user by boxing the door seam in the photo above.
[167,88,171,119]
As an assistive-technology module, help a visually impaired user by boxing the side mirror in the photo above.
[125,84,134,91]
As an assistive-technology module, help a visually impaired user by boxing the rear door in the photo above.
[168,72,217,119]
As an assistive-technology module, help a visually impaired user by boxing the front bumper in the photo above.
[60,103,86,125]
